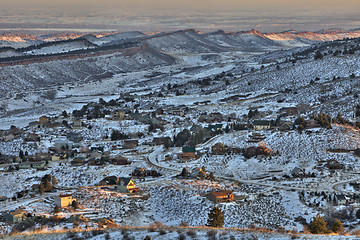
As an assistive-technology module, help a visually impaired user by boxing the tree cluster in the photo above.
[110,130,129,141]
[39,174,58,194]
[308,215,344,234]
[315,113,332,129]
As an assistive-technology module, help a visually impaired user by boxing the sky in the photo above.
[0,0,359,32]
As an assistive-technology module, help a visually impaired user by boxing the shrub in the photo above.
[187,229,197,238]
[331,219,344,234]
[207,206,225,228]
[308,214,331,234]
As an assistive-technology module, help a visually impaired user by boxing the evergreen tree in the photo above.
[51,176,58,188]
[209,172,215,181]
[72,200,79,209]
[207,206,225,228]
[331,219,344,233]
[180,168,189,178]
[44,180,53,192]
[199,171,206,180]
[39,183,44,195]
[314,50,323,60]
[19,150,24,160]
[308,214,329,234]
[54,205,61,213]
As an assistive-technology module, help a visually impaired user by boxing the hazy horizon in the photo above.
[0,0,359,32]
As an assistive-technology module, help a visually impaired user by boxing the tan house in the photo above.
[72,120,83,129]
[211,143,226,155]
[206,190,234,204]
[4,209,27,223]
[113,110,125,120]
[39,116,50,126]
[253,120,271,131]
[54,194,75,208]
[3,134,15,142]
[116,177,138,193]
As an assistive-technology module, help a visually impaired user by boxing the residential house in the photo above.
[132,167,146,177]
[291,167,305,177]
[279,121,293,131]
[305,119,321,129]
[52,155,61,161]
[280,107,298,116]
[253,120,271,131]
[334,194,350,205]
[112,110,125,120]
[180,146,196,161]
[32,161,47,170]
[39,116,50,126]
[244,146,273,158]
[116,177,138,193]
[111,156,130,165]
[152,137,172,146]
[123,140,139,149]
[35,153,52,162]
[71,157,86,166]
[205,124,223,131]
[99,176,118,186]
[211,143,226,155]
[18,162,32,169]
[0,154,13,164]
[54,140,73,152]
[24,133,40,142]
[54,194,75,208]
[206,191,234,204]
[67,132,83,143]
[3,134,15,142]
[72,120,83,129]
[4,209,28,223]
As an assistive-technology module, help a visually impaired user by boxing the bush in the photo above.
[308,214,331,234]
[178,234,186,240]
[207,206,225,228]
[207,230,217,240]
[91,229,105,236]
[331,219,344,234]
[187,229,197,238]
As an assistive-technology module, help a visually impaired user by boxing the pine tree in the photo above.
[331,219,344,233]
[209,172,215,181]
[54,205,61,213]
[207,206,225,228]
[44,179,53,192]
[356,209,360,219]
[308,214,329,234]
[19,150,24,160]
[51,176,58,188]
[199,171,206,180]
[181,168,189,178]
[39,183,44,195]
[72,200,79,209]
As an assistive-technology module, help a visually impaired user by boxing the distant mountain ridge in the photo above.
[1,28,360,48]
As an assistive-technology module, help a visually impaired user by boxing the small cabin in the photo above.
[54,194,75,208]
[116,177,138,193]
[206,190,234,204]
